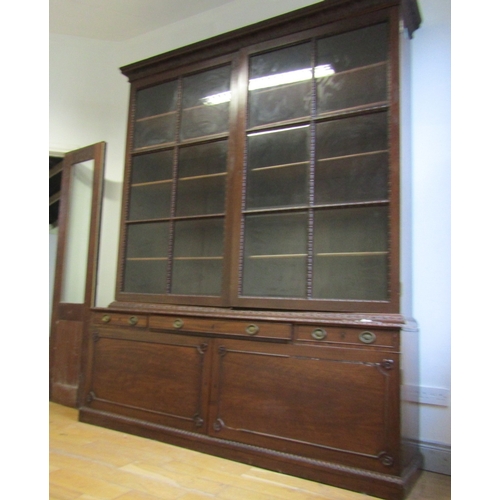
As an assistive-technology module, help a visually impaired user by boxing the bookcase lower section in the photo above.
[79,307,421,500]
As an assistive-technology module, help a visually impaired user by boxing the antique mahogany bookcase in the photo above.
[79,1,422,498]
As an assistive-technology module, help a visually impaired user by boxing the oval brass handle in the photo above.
[359,331,376,344]
[128,316,138,326]
[101,314,111,323]
[173,319,184,329]
[311,328,327,340]
[246,324,259,335]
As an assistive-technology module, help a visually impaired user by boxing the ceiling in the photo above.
[49,0,237,41]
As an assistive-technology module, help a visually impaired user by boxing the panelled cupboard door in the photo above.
[208,339,401,474]
[50,142,106,408]
[85,330,212,433]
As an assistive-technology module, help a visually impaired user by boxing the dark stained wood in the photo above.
[49,142,106,408]
[80,307,421,499]
[149,314,292,340]
[85,330,212,434]
[50,319,84,407]
[120,0,420,82]
[114,2,410,314]
[79,2,422,499]
[209,339,400,473]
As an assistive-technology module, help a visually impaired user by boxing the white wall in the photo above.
[410,0,451,446]
[49,0,451,451]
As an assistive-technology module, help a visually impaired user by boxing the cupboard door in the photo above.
[86,330,212,433]
[209,339,400,472]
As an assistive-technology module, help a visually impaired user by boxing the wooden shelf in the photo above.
[173,256,223,261]
[331,60,386,77]
[126,257,169,261]
[133,142,176,153]
[131,179,173,187]
[248,254,307,259]
[250,161,308,172]
[136,110,176,122]
[316,101,389,121]
[178,172,226,182]
[317,149,388,163]
[316,251,388,257]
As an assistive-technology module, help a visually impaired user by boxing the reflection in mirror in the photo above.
[60,160,94,303]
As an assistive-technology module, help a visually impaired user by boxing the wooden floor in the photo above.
[50,402,450,500]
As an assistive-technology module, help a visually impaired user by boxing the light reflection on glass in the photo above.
[247,124,309,137]
[201,64,335,105]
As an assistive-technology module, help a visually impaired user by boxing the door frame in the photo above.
[49,142,106,407]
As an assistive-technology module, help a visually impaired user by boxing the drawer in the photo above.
[91,312,148,328]
[294,325,398,349]
[149,315,292,340]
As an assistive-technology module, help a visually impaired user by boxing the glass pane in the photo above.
[128,183,172,221]
[134,114,176,149]
[242,212,308,298]
[246,126,309,210]
[313,207,388,300]
[171,219,224,296]
[123,222,169,294]
[61,160,94,303]
[123,260,168,294]
[316,24,388,114]
[176,141,228,217]
[134,81,178,149]
[180,66,231,140]
[315,152,388,205]
[129,150,174,221]
[125,222,169,258]
[316,112,387,159]
[131,150,174,184]
[248,42,312,127]
[135,81,178,119]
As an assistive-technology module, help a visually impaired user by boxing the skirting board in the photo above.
[420,441,450,475]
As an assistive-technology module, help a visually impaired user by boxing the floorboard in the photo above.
[49,402,451,500]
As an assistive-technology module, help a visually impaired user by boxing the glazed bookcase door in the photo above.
[118,59,236,306]
[235,19,398,312]
[116,10,401,314]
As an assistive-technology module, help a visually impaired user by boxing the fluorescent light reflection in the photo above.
[201,64,335,105]
[248,124,309,137]
[248,64,334,91]
[201,90,232,106]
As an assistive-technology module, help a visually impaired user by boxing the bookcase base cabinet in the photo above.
[79,308,421,500]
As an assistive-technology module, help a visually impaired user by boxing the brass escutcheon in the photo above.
[246,324,259,335]
[311,328,327,340]
[101,314,111,323]
[128,316,138,326]
[173,318,184,329]
[359,331,376,344]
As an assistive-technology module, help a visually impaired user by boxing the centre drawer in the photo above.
[149,315,292,340]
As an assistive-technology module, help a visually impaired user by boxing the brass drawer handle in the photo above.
[101,314,111,323]
[359,331,376,344]
[128,316,138,326]
[246,324,259,335]
[173,319,184,329]
[311,328,327,340]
